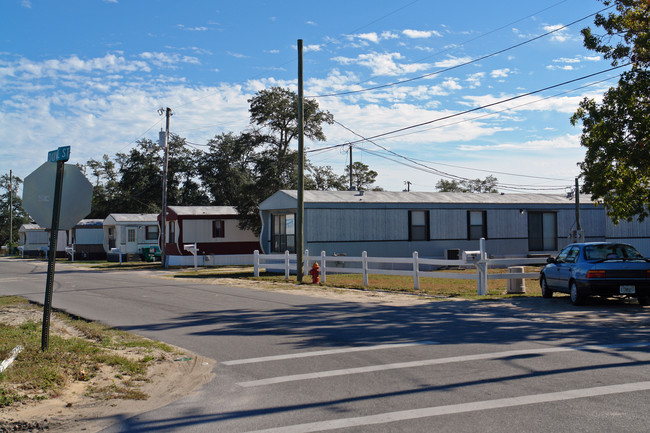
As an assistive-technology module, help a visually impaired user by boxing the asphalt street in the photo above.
[1,257,649,432]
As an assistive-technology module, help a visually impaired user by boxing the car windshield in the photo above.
[583,244,644,261]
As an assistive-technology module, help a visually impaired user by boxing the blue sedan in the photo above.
[539,242,650,306]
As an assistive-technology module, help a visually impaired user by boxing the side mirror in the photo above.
[546,257,556,264]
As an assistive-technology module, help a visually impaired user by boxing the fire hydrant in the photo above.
[308,262,320,284]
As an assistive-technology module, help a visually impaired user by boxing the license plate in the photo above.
[620,285,636,294]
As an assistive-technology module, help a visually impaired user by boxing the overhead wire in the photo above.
[308,4,614,98]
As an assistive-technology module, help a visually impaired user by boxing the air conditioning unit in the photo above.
[445,248,461,260]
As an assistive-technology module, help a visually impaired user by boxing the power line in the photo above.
[334,63,629,147]
[308,5,613,99]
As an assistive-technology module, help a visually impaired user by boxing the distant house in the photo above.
[102,214,160,260]
[259,190,650,258]
[159,206,259,266]
[67,219,105,260]
[18,223,67,257]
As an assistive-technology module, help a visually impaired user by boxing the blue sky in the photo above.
[1,0,619,196]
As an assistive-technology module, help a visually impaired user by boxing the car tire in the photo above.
[540,276,553,298]
[637,296,650,306]
[570,281,585,306]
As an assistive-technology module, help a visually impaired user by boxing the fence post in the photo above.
[284,250,290,281]
[477,238,488,295]
[362,251,368,287]
[254,250,259,277]
[320,250,327,284]
[413,251,420,290]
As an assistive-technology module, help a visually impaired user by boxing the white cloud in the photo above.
[226,51,249,59]
[139,52,200,67]
[466,72,485,88]
[490,68,511,79]
[457,134,580,152]
[402,29,442,39]
[176,24,208,31]
[543,24,574,43]
[347,32,398,45]
[332,52,429,77]
[20,0,31,8]
[433,56,472,68]
[304,44,322,52]
[306,20,317,26]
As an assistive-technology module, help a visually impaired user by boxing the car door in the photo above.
[545,246,572,289]
[555,246,580,291]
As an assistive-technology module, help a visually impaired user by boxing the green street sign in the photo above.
[47,146,70,162]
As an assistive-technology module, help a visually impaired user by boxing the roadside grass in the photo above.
[0,297,178,408]
[174,266,543,299]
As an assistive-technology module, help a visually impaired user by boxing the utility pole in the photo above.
[349,145,353,190]
[158,107,171,268]
[8,170,13,252]
[297,39,305,283]
[574,177,583,242]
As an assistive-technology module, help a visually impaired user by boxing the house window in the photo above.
[127,228,136,243]
[408,210,429,241]
[145,225,159,241]
[212,220,225,238]
[168,221,176,244]
[528,212,557,251]
[271,213,295,253]
[467,210,487,240]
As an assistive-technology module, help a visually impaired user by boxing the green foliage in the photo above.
[345,161,379,191]
[0,172,28,249]
[435,175,499,193]
[572,0,650,222]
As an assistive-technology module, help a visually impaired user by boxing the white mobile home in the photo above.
[67,219,105,260]
[259,190,650,258]
[18,223,67,257]
[102,214,159,258]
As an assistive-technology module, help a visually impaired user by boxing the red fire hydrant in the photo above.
[309,262,320,284]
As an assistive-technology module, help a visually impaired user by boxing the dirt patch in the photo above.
[0,307,215,433]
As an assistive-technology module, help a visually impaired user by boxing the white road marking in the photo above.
[245,381,650,433]
[237,342,650,387]
[223,341,439,365]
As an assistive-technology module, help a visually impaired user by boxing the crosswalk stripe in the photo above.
[244,381,650,432]
[223,341,438,365]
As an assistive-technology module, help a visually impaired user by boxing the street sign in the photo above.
[22,162,92,230]
[47,146,70,162]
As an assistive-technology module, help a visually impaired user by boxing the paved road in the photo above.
[1,257,650,432]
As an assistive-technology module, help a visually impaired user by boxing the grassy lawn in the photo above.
[0,296,178,408]
[174,266,543,300]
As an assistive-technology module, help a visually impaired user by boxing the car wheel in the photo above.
[637,296,650,306]
[570,281,585,306]
[540,276,553,298]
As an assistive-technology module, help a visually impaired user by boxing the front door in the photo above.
[126,226,138,253]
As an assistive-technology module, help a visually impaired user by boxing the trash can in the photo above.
[507,266,526,294]
[141,247,154,262]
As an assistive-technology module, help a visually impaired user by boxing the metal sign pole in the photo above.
[41,157,66,351]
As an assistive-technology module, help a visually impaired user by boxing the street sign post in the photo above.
[22,147,92,350]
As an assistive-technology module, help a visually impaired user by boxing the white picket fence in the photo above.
[253,239,547,295]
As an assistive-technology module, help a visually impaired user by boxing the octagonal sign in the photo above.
[22,162,93,230]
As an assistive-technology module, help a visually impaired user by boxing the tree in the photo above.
[198,132,258,205]
[571,0,650,222]
[435,176,499,193]
[236,87,335,234]
[0,172,28,249]
[345,162,379,191]
[306,164,346,191]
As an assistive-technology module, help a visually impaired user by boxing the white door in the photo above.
[126,226,138,253]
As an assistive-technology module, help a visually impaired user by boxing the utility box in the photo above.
[507,266,526,294]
